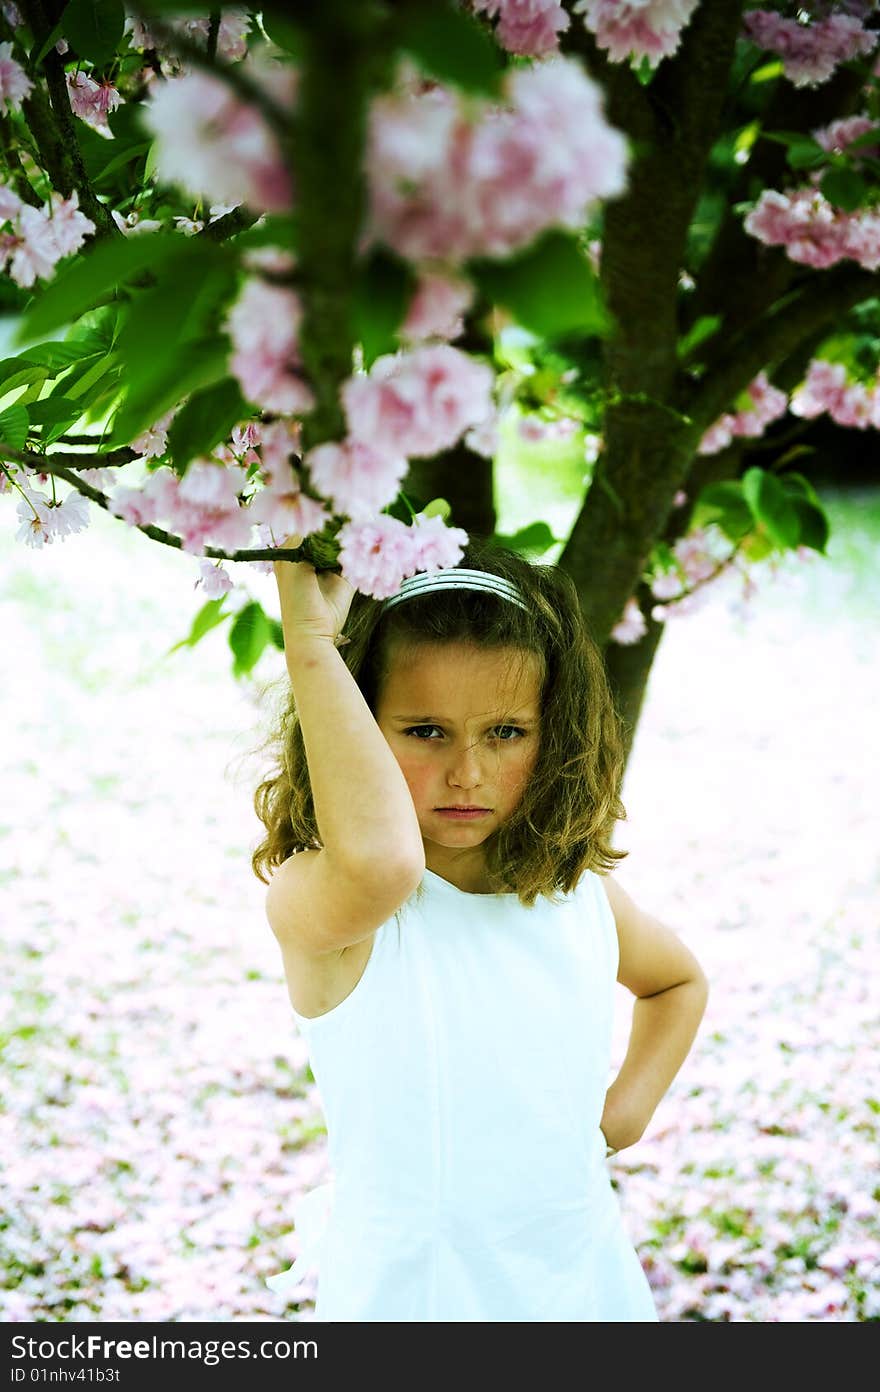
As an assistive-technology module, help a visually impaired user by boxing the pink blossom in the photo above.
[43,190,97,258]
[336,514,421,599]
[650,568,685,600]
[575,0,701,66]
[194,558,234,597]
[124,7,253,66]
[0,180,21,222]
[247,434,329,542]
[464,411,500,458]
[0,187,95,287]
[408,513,469,571]
[66,72,123,134]
[0,40,33,113]
[111,209,164,236]
[130,409,177,460]
[399,271,474,344]
[224,278,314,415]
[470,0,569,57]
[610,595,647,644]
[6,203,68,287]
[790,358,880,430]
[744,187,880,272]
[141,65,293,213]
[343,345,494,460]
[14,488,90,548]
[305,439,408,520]
[518,415,549,442]
[698,372,788,455]
[743,10,878,87]
[812,114,879,161]
[365,55,627,264]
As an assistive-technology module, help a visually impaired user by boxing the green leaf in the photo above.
[0,359,45,398]
[106,244,237,444]
[91,141,151,187]
[230,214,299,252]
[168,377,250,471]
[229,601,273,677]
[789,497,829,554]
[108,336,231,449]
[260,15,304,57]
[420,497,451,520]
[692,481,752,541]
[15,233,186,343]
[60,353,118,402]
[470,232,612,341]
[20,338,105,371]
[820,167,869,211]
[352,249,417,368]
[762,130,827,170]
[395,0,503,97]
[741,467,800,548]
[26,396,82,426]
[678,315,722,361]
[61,0,126,68]
[493,521,561,555]
[749,59,784,84]
[166,597,231,655]
[634,55,654,86]
[0,403,30,450]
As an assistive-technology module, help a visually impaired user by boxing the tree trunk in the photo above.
[404,449,496,538]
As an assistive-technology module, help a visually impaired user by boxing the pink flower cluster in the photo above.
[470,0,570,57]
[0,40,32,113]
[342,345,495,460]
[743,9,878,86]
[399,271,474,345]
[812,114,880,161]
[574,0,701,66]
[744,187,880,271]
[336,512,470,600]
[365,55,627,263]
[0,183,95,288]
[124,6,252,65]
[66,72,123,135]
[224,278,315,416]
[698,372,788,456]
[790,357,880,429]
[108,457,256,555]
[141,56,295,213]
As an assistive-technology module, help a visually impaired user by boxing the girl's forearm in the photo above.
[605,975,710,1144]
[286,635,425,873]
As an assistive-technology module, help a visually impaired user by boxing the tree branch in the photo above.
[18,0,120,238]
[1,446,306,562]
[683,264,878,430]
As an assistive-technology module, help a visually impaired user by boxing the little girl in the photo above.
[255,531,709,1322]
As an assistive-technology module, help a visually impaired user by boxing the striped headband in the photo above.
[382,567,529,614]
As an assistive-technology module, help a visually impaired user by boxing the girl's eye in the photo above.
[403,725,526,741]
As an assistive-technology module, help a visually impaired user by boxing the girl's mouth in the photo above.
[436,807,491,819]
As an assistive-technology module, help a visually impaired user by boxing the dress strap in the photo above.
[265,1179,335,1295]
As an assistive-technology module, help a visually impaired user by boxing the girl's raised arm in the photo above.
[266,537,425,956]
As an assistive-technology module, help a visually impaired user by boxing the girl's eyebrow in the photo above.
[392,713,539,724]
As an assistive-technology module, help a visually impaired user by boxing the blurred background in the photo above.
[1,436,878,1322]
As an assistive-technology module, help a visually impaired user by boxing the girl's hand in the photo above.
[273,532,356,649]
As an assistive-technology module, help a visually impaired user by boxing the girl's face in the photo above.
[375,640,543,884]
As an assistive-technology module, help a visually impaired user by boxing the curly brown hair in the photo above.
[249,532,629,907]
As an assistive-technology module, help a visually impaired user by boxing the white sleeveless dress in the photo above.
[266,866,659,1321]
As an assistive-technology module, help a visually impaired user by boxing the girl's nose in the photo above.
[447,741,483,788]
